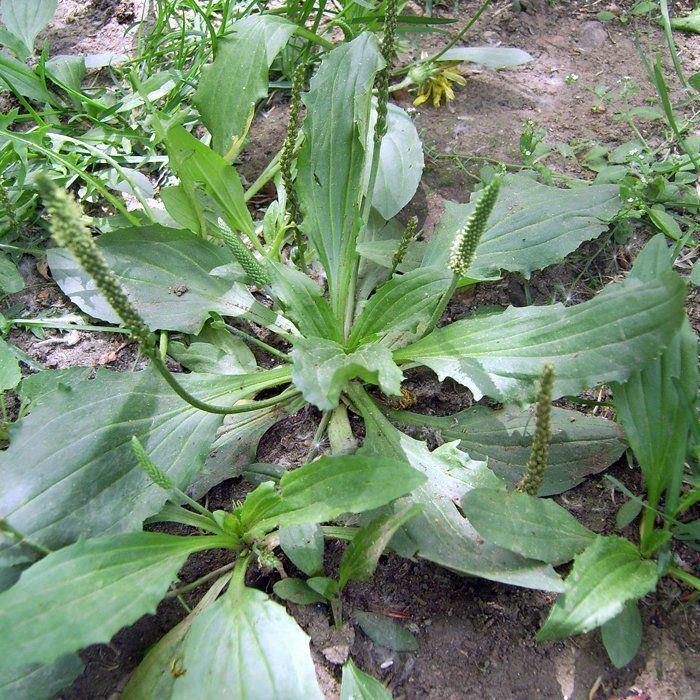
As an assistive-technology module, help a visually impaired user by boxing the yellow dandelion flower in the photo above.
[409,61,467,107]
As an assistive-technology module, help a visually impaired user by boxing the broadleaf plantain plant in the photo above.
[0,5,693,697]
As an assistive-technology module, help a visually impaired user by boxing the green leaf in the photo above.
[272,454,427,528]
[0,654,84,700]
[122,576,230,700]
[296,33,384,317]
[0,51,52,101]
[647,206,682,240]
[0,252,23,293]
[164,125,256,239]
[601,601,643,668]
[438,46,533,69]
[394,266,686,402]
[388,404,625,496]
[669,7,700,33]
[269,262,341,342]
[372,104,424,220]
[0,366,283,564]
[168,340,254,375]
[291,337,403,411]
[0,0,56,54]
[0,532,215,671]
[350,385,565,591]
[460,488,595,564]
[0,337,20,392]
[279,523,325,576]
[537,536,658,640]
[613,238,697,508]
[45,54,85,92]
[188,397,299,500]
[172,586,323,699]
[340,659,392,700]
[615,499,643,529]
[339,505,421,588]
[349,267,452,349]
[273,577,326,605]
[194,15,297,155]
[422,175,621,279]
[48,225,289,334]
[354,611,418,652]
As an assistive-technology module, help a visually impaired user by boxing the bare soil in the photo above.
[9,0,700,698]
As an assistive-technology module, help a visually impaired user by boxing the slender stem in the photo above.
[228,551,253,600]
[165,562,236,598]
[149,352,298,415]
[669,564,700,591]
[420,274,459,339]
[0,518,50,555]
[321,525,358,541]
[305,410,332,463]
[224,324,291,362]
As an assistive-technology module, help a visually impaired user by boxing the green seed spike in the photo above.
[516,364,555,496]
[375,0,398,142]
[280,62,307,268]
[217,225,269,286]
[37,176,154,348]
[391,216,418,274]
[448,176,501,278]
[131,436,173,490]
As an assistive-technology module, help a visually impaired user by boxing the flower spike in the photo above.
[37,175,154,348]
[516,364,555,496]
[448,175,500,278]
[391,216,418,274]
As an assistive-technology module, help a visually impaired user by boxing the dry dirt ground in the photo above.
[7,0,699,698]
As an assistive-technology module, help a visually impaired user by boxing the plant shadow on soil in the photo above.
[9,0,697,697]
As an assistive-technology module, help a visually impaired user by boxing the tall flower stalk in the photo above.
[516,364,555,496]
[420,175,501,338]
[38,176,296,415]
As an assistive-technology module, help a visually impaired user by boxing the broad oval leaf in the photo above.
[354,611,418,652]
[0,252,24,293]
[0,0,57,54]
[601,601,643,669]
[612,235,698,508]
[0,532,214,672]
[273,454,427,527]
[372,104,424,220]
[341,659,392,700]
[122,574,230,699]
[194,15,297,155]
[0,654,83,700]
[48,225,286,334]
[339,505,422,589]
[389,404,626,496]
[394,267,687,402]
[291,336,403,411]
[422,175,621,279]
[268,262,341,342]
[349,267,452,349]
[351,385,565,592]
[0,337,21,392]
[460,487,595,564]
[438,46,533,69]
[537,536,658,640]
[172,586,323,699]
[0,365,288,564]
[296,33,384,315]
[279,523,325,577]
